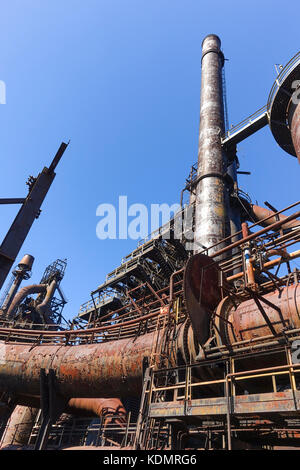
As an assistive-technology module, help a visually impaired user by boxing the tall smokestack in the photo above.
[194,34,228,256]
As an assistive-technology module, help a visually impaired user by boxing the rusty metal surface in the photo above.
[0,329,160,400]
[0,405,38,448]
[18,255,34,271]
[149,390,300,419]
[246,203,300,229]
[268,51,300,158]
[35,279,57,324]
[194,34,228,256]
[184,254,221,345]
[1,38,300,451]
[67,398,126,424]
[217,283,300,344]
[290,101,300,164]
[211,209,300,260]
[6,283,46,319]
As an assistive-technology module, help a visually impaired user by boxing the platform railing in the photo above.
[267,51,300,111]
[222,105,268,142]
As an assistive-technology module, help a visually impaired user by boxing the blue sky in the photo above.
[0,0,299,321]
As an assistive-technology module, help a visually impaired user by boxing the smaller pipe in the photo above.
[1,276,23,312]
[198,200,300,255]
[226,248,300,282]
[212,210,300,259]
[245,203,300,230]
[66,398,127,425]
[241,222,256,287]
[35,279,57,324]
[169,268,184,302]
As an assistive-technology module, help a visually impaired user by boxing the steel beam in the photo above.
[0,142,68,290]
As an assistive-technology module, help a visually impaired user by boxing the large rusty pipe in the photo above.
[6,284,46,319]
[0,330,159,400]
[194,34,228,256]
[0,322,192,405]
[243,201,300,230]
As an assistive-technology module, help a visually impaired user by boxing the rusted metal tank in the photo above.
[215,283,300,345]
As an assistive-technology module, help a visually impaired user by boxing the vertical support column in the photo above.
[34,369,67,450]
[227,151,242,242]
[194,35,228,256]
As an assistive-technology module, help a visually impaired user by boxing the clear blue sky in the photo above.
[0,0,299,320]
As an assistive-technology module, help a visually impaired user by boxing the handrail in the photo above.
[221,51,300,145]
[267,51,300,111]
[222,105,268,141]
[0,307,168,342]
[150,362,300,395]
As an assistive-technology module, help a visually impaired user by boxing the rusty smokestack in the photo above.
[194,34,228,256]
[1,255,34,313]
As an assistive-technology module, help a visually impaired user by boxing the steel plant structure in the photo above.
[0,35,300,450]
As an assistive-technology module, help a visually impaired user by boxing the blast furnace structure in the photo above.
[1,35,300,450]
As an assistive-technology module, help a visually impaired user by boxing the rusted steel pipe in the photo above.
[67,398,126,425]
[95,279,183,325]
[194,34,228,256]
[6,284,46,319]
[244,202,300,229]
[197,200,300,256]
[226,248,300,282]
[0,395,126,423]
[0,321,193,405]
[212,209,300,260]
[0,330,160,399]
[0,405,38,449]
[36,279,57,324]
